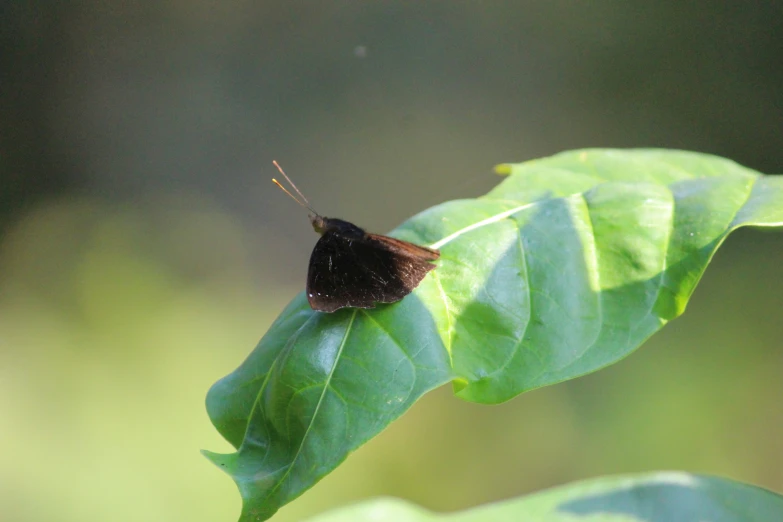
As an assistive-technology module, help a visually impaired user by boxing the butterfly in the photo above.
[272,161,440,313]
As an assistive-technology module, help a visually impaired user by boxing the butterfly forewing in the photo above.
[306,229,439,313]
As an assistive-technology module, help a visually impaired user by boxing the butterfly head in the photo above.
[309,215,366,238]
[309,214,328,235]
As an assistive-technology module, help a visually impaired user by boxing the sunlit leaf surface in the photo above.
[204,149,783,521]
[305,473,783,522]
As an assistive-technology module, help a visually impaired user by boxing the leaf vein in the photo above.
[261,309,357,504]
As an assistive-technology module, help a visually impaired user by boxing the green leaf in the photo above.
[303,473,783,522]
[204,149,783,521]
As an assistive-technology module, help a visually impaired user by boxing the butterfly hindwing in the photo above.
[306,229,439,313]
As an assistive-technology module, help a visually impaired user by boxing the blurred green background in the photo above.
[2,3,782,521]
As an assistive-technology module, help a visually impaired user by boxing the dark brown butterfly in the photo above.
[272,161,440,313]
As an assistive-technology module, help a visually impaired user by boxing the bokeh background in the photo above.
[2,2,782,521]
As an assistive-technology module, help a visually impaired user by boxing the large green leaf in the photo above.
[204,149,783,521]
[304,473,783,522]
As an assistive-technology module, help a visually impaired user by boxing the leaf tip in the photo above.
[494,163,512,175]
[201,449,237,474]
[452,377,469,394]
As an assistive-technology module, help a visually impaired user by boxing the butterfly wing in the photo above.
[306,232,439,313]
[364,234,440,262]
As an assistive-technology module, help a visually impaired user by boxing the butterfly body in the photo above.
[307,215,440,313]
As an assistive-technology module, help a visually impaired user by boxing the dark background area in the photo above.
[1,3,781,522]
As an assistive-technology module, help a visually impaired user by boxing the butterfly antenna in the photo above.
[273,160,312,203]
[272,178,304,206]
[271,160,318,214]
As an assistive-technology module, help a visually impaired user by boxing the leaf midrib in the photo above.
[259,309,358,504]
